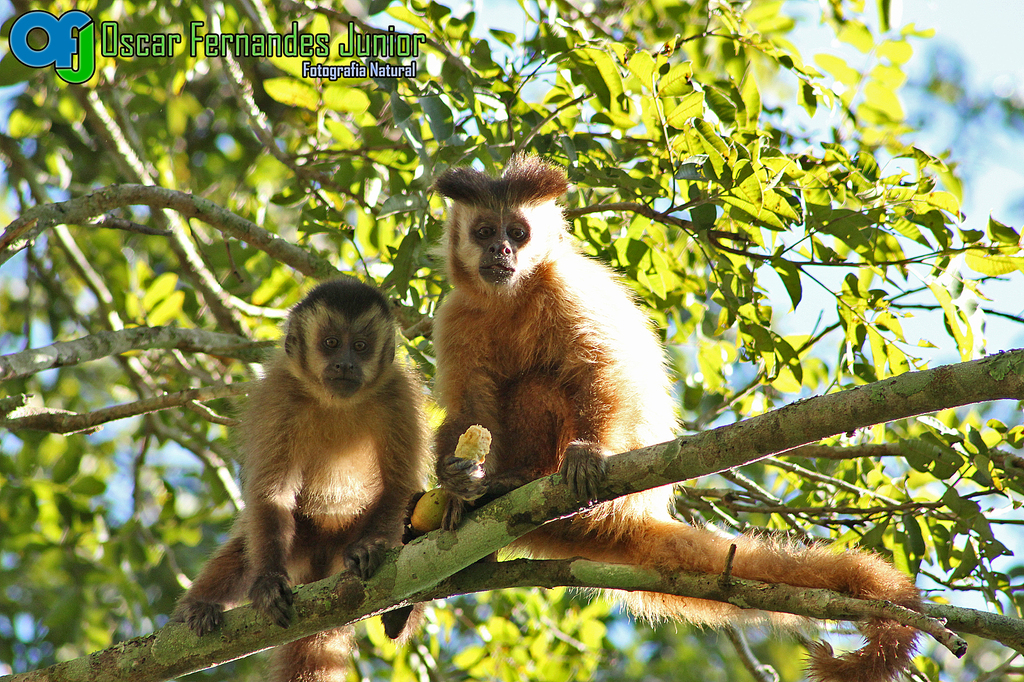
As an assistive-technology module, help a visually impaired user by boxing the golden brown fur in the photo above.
[431,155,921,682]
[173,278,428,681]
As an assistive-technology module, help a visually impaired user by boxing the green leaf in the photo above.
[837,20,875,53]
[987,216,1020,245]
[390,91,414,126]
[877,0,892,32]
[263,78,319,110]
[814,54,860,85]
[740,73,761,127]
[149,291,185,326]
[421,95,454,142]
[692,119,728,177]
[664,91,704,128]
[675,155,708,181]
[627,51,655,88]
[142,273,179,310]
[862,81,904,121]
[798,79,817,116]
[964,250,1024,276]
[771,259,802,310]
[69,476,107,496]
[323,86,371,113]
[659,60,693,96]
[948,538,978,581]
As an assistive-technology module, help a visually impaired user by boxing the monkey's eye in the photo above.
[323,337,339,349]
[475,225,495,240]
[508,223,527,242]
[353,340,368,352]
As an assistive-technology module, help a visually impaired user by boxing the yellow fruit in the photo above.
[454,424,491,463]
[410,488,451,533]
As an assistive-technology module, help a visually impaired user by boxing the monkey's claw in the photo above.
[345,537,387,579]
[250,573,294,628]
[561,443,609,502]
[175,600,225,637]
[438,455,486,501]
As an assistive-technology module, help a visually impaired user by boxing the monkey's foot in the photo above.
[249,573,294,628]
[174,600,225,637]
[438,455,486,501]
[345,537,387,579]
[561,443,610,502]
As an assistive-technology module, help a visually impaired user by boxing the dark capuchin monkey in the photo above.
[172,278,428,682]
[430,155,922,682]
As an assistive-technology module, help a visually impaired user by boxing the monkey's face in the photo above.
[285,304,395,401]
[452,202,564,292]
[470,211,529,285]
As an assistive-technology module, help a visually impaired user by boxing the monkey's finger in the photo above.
[562,447,608,502]
[250,573,294,628]
[345,541,385,579]
[441,498,466,531]
[178,601,224,637]
[444,455,478,471]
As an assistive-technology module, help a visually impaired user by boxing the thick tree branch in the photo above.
[0,327,272,382]
[3,350,1021,681]
[6,555,1014,682]
[0,184,338,277]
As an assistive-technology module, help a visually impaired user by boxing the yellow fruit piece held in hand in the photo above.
[409,426,490,533]
[454,424,491,463]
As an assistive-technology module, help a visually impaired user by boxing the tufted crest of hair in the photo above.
[434,154,568,211]
[290,278,392,324]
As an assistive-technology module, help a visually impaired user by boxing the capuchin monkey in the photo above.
[430,155,922,682]
[173,278,428,682]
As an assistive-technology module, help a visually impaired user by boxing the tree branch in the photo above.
[0,326,272,382]
[6,555,1011,682]
[1,184,338,278]
[1,383,250,434]
[3,350,1021,681]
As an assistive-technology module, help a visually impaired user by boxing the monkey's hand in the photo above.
[173,600,225,637]
[249,573,294,629]
[561,442,610,502]
[345,536,388,579]
[437,454,487,502]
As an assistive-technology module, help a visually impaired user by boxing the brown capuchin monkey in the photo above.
[172,278,428,682]
[430,155,922,682]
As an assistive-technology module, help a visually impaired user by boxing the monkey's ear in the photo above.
[434,167,491,205]
[284,331,299,357]
[384,332,397,365]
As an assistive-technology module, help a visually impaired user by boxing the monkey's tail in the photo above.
[269,627,353,682]
[612,516,920,682]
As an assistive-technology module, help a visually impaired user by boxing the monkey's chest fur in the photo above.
[294,437,383,530]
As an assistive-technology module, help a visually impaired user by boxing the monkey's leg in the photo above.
[172,535,249,636]
[269,627,354,682]
[247,501,297,629]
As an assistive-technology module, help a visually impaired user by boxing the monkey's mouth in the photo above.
[325,376,362,397]
[479,264,515,284]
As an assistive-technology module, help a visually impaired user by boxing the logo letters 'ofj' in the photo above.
[9,10,96,84]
